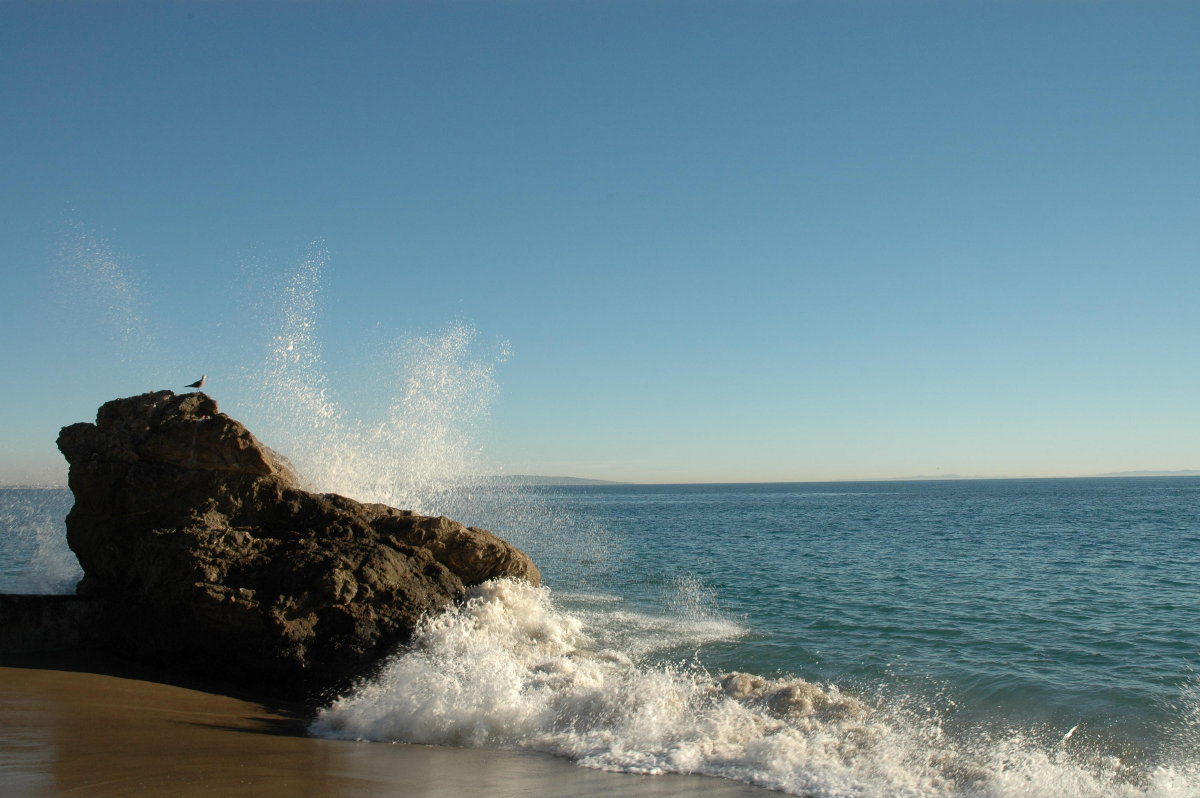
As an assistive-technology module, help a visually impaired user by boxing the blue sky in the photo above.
[2,1,1198,485]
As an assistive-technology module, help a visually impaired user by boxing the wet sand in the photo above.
[0,657,773,798]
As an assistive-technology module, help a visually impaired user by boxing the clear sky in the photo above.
[2,1,1197,485]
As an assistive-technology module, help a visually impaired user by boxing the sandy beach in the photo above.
[0,656,773,798]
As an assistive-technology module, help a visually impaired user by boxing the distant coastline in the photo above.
[489,475,628,486]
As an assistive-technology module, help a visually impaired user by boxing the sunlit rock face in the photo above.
[55,391,539,699]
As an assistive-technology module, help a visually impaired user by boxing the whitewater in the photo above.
[310,578,1200,798]
[4,245,1199,798]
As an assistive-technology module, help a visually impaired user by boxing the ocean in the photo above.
[4,476,1198,797]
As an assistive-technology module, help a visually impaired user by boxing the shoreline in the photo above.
[1,653,774,798]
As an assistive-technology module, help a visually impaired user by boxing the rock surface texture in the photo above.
[54,391,539,699]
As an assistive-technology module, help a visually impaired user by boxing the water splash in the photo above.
[252,247,342,487]
[240,249,611,579]
[666,573,726,623]
[56,225,153,354]
[0,490,79,594]
[367,323,507,509]
[247,249,507,515]
[312,579,1200,798]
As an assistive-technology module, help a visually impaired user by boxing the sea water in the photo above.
[6,478,1199,797]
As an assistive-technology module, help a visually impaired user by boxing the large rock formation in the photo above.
[54,391,539,699]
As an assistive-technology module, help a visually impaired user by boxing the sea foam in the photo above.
[311,580,1199,798]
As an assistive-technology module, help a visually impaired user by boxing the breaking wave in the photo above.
[312,580,1200,798]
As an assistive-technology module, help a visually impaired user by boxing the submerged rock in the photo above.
[51,390,539,699]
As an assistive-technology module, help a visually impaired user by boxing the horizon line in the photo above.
[5,469,1199,491]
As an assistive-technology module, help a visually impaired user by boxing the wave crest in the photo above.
[311,579,1200,797]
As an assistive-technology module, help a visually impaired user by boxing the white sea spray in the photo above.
[56,225,153,354]
[312,579,1200,798]
[240,249,613,580]
[0,490,79,594]
[246,249,506,515]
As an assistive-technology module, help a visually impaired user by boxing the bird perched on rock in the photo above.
[185,375,207,389]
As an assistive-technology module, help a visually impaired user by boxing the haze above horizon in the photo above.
[2,1,1197,486]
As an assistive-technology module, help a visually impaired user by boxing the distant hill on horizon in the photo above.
[489,474,627,486]
[884,474,1007,481]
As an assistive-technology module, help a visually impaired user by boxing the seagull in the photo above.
[185,375,207,389]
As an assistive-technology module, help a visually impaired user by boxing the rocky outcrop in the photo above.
[52,391,539,699]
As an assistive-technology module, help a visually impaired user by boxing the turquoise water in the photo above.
[5,478,1200,796]
[499,479,1200,762]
